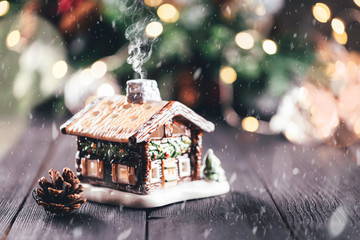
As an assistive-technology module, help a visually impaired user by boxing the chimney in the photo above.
[126,79,162,104]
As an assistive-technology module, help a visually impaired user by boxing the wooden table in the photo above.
[1,120,359,240]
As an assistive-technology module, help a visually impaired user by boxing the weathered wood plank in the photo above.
[147,124,292,240]
[7,129,146,240]
[245,134,360,239]
[0,123,53,237]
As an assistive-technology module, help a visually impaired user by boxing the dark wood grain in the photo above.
[244,134,360,240]
[147,124,292,240]
[7,131,146,240]
[0,123,53,238]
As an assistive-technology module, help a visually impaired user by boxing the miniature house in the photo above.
[60,79,215,195]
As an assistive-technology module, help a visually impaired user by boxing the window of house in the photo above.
[150,161,161,183]
[165,122,173,137]
[163,158,178,182]
[178,156,191,177]
[112,164,136,185]
[149,125,164,139]
[81,158,104,179]
[173,122,188,136]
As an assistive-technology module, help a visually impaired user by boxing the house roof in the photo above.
[60,95,215,143]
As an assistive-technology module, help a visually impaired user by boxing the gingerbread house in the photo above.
[60,79,215,195]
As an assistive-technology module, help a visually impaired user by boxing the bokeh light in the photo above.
[235,31,254,50]
[332,31,348,45]
[262,39,277,55]
[157,4,179,23]
[354,120,360,135]
[52,60,68,79]
[354,0,360,7]
[91,61,107,78]
[145,21,163,38]
[0,0,10,17]
[6,30,20,48]
[255,5,266,16]
[331,18,345,34]
[220,66,237,84]
[97,83,115,97]
[144,0,162,7]
[241,116,259,132]
[312,3,331,23]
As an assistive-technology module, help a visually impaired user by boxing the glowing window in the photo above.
[81,158,103,179]
[112,164,136,185]
[150,161,161,183]
[178,156,191,177]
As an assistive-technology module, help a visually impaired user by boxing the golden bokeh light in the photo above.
[144,0,162,7]
[241,116,259,133]
[331,18,345,34]
[219,66,237,84]
[255,5,266,16]
[91,61,107,78]
[6,30,20,48]
[97,83,115,97]
[145,21,163,38]
[312,3,331,23]
[52,60,68,79]
[354,0,360,7]
[235,31,254,50]
[157,4,179,23]
[262,39,277,55]
[0,1,10,17]
[332,30,348,45]
[284,123,299,142]
[354,119,360,135]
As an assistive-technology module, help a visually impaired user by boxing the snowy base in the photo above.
[82,180,230,208]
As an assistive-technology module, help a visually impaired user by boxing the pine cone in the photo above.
[33,168,86,214]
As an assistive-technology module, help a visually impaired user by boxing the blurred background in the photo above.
[1,0,360,158]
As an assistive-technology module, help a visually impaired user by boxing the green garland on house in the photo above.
[149,136,191,160]
[79,139,128,160]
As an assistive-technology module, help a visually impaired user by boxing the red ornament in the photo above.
[57,0,83,14]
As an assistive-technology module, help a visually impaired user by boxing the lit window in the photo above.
[163,158,178,181]
[81,158,104,179]
[150,161,161,183]
[112,164,136,185]
[178,156,191,177]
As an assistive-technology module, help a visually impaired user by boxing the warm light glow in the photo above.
[255,5,266,16]
[91,61,107,78]
[312,3,331,23]
[52,60,68,79]
[354,0,360,7]
[145,21,163,38]
[285,123,299,141]
[262,39,277,55]
[157,4,179,23]
[331,18,345,34]
[6,30,20,48]
[332,30,348,45]
[242,117,259,133]
[235,32,254,50]
[220,66,237,84]
[144,0,162,7]
[0,1,10,17]
[97,83,115,97]
[354,120,360,135]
